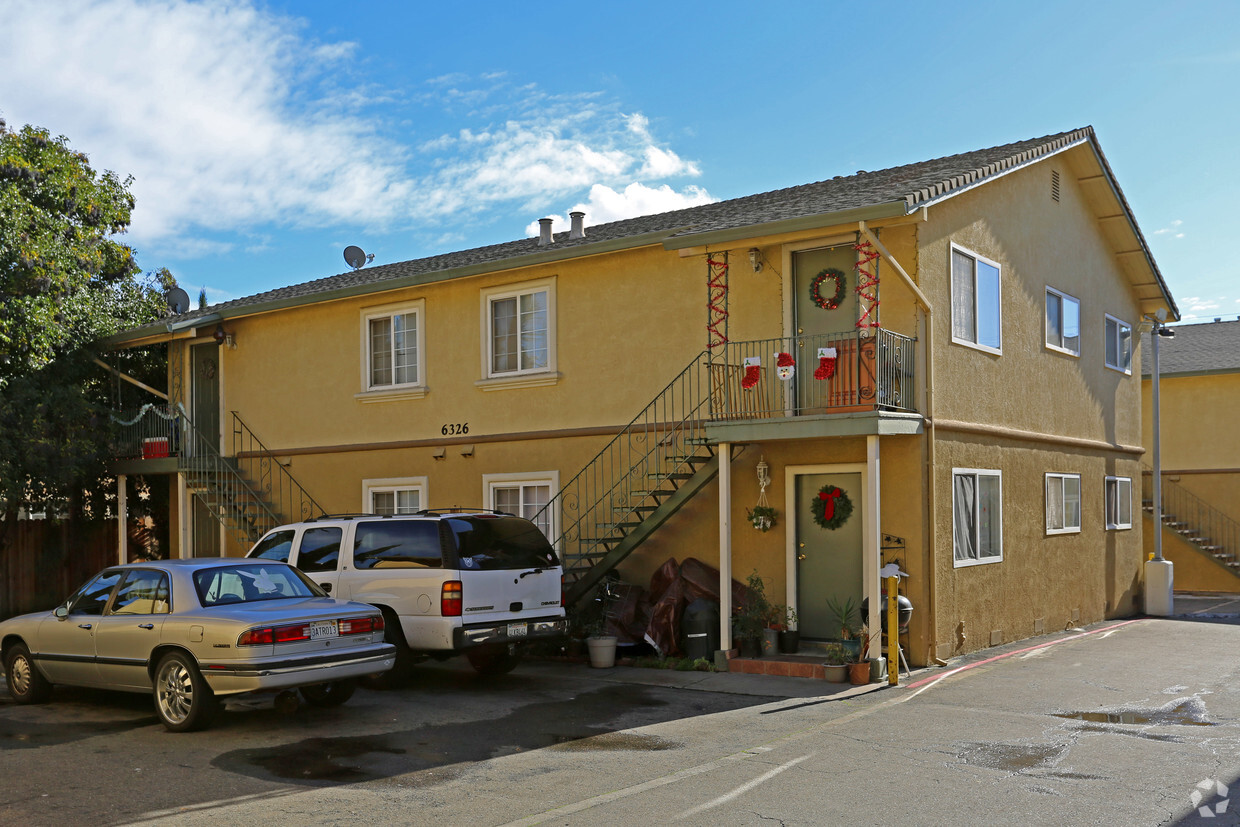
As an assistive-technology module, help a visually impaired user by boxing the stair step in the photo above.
[631,489,675,499]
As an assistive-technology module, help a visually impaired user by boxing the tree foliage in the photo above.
[0,119,172,526]
[0,121,142,384]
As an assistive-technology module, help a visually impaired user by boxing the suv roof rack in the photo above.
[414,507,515,517]
[305,513,386,521]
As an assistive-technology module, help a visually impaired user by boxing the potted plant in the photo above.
[762,604,783,656]
[847,628,872,685]
[733,571,772,657]
[825,595,861,659]
[576,585,617,668]
[821,642,850,683]
[777,606,800,654]
[746,505,777,532]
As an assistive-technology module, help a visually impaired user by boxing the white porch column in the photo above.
[864,436,882,652]
[718,441,733,652]
[177,474,189,559]
[116,474,128,564]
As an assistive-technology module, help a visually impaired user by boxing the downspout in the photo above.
[858,218,943,666]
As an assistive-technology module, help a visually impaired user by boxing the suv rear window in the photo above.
[353,521,444,569]
[448,516,559,570]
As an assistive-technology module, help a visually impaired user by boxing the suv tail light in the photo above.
[441,580,463,617]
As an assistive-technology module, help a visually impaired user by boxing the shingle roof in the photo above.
[1142,320,1240,376]
[115,125,1163,340]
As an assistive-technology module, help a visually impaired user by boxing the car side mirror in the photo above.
[54,606,69,619]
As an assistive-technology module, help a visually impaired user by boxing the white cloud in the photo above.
[1183,296,1221,313]
[527,182,717,236]
[1153,219,1185,238]
[0,0,707,264]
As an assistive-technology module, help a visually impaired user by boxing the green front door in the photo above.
[792,245,857,412]
[795,471,863,641]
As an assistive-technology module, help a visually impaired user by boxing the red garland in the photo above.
[706,257,729,349]
[810,267,847,310]
[854,242,880,330]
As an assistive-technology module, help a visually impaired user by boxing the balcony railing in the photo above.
[707,328,916,420]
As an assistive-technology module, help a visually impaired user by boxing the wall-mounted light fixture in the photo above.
[212,324,236,349]
[748,248,763,273]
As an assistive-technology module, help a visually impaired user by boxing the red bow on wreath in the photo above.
[818,487,843,520]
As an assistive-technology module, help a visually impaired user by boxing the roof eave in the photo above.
[660,201,910,251]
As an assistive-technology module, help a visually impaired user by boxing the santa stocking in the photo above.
[814,347,838,381]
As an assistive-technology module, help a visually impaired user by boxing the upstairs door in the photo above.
[190,342,221,455]
[791,245,857,412]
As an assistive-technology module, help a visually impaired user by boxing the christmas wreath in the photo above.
[811,484,853,530]
[810,267,847,310]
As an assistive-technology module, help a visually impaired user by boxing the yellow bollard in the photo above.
[887,575,899,686]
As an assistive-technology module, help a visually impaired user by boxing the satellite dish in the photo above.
[165,287,191,315]
[344,245,375,270]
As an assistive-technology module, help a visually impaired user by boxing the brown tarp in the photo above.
[626,557,752,657]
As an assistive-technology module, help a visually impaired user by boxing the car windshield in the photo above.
[193,564,323,607]
[448,516,559,571]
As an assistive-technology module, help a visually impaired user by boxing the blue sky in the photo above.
[2,0,1237,322]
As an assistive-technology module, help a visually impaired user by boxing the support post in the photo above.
[887,575,899,686]
[864,436,882,655]
[718,441,733,657]
[1145,319,1174,615]
[117,474,128,565]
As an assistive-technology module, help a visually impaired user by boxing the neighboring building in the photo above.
[1141,319,1240,592]
[105,126,1177,664]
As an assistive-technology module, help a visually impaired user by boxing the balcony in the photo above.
[705,329,922,441]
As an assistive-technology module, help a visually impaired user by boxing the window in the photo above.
[1106,476,1133,530]
[482,279,557,381]
[297,527,343,573]
[354,521,444,569]
[1104,314,1133,374]
[250,530,296,563]
[363,477,427,516]
[360,299,426,397]
[67,570,124,615]
[952,469,1002,566]
[950,244,1002,353]
[1045,288,1081,355]
[1046,473,1082,534]
[485,471,558,541]
[109,570,170,615]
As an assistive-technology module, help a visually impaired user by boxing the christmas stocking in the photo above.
[741,364,761,389]
[814,347,838,381]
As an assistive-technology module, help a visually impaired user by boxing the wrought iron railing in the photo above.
[231,412,325,526]
[110,403,182,460]
[540,329,918,586]
[1143,469,1240,569]
[179,419,282,548]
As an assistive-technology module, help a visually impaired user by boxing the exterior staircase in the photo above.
[111,404,324,551]
[539,350,740,606]
[1143,469,1240,576]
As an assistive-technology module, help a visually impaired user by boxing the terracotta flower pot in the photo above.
[847,661,871,685]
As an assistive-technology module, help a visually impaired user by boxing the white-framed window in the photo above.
[1105,476,1133,530]
[1104,314,1133,374]
[1046,473,1082,535]
[950,243,1002,353]
[1045,287,1081,355]
[481,279,556,379]
[952,468,1002,566]
[484,471,559,541]
[363,477,427,515]
[360,299,426,395]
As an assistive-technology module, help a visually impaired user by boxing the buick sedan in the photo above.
[0,558,395,731]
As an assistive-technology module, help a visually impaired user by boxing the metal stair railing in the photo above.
[230,412,326,527]
[537,349,716,597]
[1142,467,1240,571]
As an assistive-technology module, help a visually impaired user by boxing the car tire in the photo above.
[153,651,218,732]
[360,609,414,690]
[5,643,52,704]
[299,679,357,707]
[466,642,525,676]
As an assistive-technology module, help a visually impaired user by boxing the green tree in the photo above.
[0,119,172,611]
[0,119,140,386]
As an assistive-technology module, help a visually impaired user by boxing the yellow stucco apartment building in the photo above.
[107,127,1178,665]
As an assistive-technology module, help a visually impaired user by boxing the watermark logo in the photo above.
[1190,779,1230,819]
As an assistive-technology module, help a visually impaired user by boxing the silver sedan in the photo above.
[0,558,395,731]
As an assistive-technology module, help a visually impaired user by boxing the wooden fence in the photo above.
[0,520,118,620]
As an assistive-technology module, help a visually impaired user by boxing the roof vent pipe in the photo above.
[569,211,586,240]
[538,217,554,246]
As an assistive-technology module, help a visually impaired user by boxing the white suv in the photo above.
[246,511,566,679]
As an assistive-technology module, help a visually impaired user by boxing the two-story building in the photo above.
[105,126,1177,665]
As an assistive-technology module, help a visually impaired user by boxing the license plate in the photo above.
[310,620,338,640]
[507,622,528,638]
